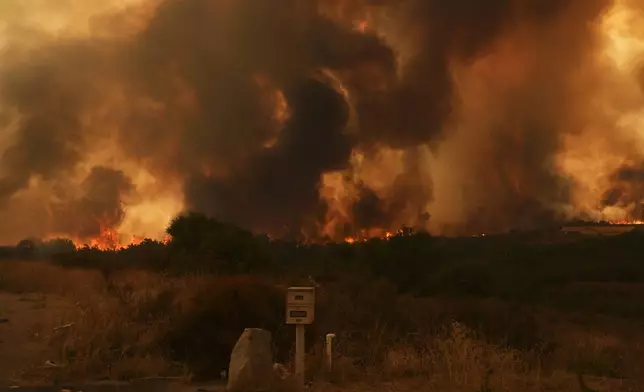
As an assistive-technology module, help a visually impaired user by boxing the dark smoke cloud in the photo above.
[52,166,134,239]
[424,0,612,234]
[601,163,644,219]
[0,0,624,240]
[185,75,353,236]
[340,0,607,148]
[0,42,106,200]
[350,149,432,234]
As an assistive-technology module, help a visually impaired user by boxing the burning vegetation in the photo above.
[1,0,644,244]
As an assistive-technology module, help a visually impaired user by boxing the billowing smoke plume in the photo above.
[601,163,644,219]
[0,0,643,242]
[51,166,134,239]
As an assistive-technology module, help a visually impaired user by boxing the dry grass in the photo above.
[308,323,641,392]
[1,261,191,382]
[1,259,643,391]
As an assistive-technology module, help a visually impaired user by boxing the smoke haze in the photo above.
[1,0,644,243]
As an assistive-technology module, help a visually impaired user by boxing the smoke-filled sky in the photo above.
[1,0,644,244]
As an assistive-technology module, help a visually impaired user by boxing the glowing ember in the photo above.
[354,20,369,33]
[343,230,401,244]
[604,220,644,225]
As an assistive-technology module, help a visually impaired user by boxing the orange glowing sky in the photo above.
[1,0,644,245]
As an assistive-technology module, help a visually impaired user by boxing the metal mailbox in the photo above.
[286,286,315,324]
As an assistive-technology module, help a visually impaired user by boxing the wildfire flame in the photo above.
[600,220,644,225]
[344,230,400,244]
[9,0,644,247]
[354,19,369,33]
[46,214,172,251]
[70,230,172,250]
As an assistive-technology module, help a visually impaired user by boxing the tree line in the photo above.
[3,213,644,306]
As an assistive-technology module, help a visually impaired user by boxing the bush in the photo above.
[161,277,288,379]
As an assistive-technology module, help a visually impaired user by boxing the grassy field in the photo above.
[2,257,643,391]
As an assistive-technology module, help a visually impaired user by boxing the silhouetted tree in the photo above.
[16,238,37,259]
[166,212,269,273]
[39,238,76,256]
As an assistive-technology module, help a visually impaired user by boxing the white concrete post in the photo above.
[295,324,306,391]
[325,333,336,372]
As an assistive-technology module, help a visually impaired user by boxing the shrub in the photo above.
[161,277,287,379]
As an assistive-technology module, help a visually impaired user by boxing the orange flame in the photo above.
[343,230,400,244]
[603,220,644,225]
[56,213,173,251]
[354,20,369,33]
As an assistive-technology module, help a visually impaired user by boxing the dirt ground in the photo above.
[1,259,640,392]
[0,291,76,386]
[0,291,227,391]
[0,288,635,391]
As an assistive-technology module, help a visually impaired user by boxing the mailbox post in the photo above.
[286,287,315,391]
